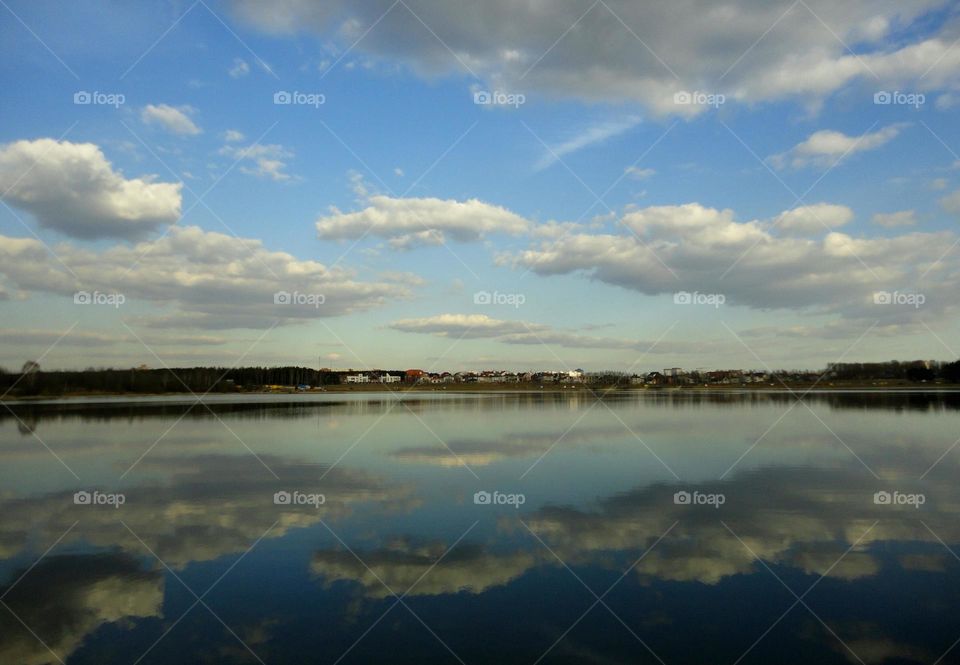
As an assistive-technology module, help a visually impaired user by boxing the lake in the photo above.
[1,390,959,664]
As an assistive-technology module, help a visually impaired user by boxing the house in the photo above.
[405,369,425,383]
[565,369,585,383]
[379,374,401,383]
[345,374,369,384]
[645,371,665,385]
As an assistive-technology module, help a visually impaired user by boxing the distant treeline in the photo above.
[827,360,960,383]
[0,365,349,397]
[1,359,958,397]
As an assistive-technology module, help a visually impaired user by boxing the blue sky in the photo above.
[0,0,958,371]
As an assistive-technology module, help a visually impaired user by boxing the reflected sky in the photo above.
[1,391,959,664]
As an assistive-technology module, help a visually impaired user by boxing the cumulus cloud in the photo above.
[316,195,531,248]
[389,313,545,338]
[498,330,727,354]
[140,103,202,136]
[0,138,182,240]
[770,124,907,169]
[220,142,295,181]
[625,166,656,180]
[505,202,960,324]
[223,129,246,142]
[941,189,960,213]
[872,210,918,227]
[774,203,854,234]
[389,313,730,354]
[0,225,413,329]
[229,57,250,78]
[226,0,960,115]
[0,328,228,347]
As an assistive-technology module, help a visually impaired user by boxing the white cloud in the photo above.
[140,104,202,136]
[0,226,413,329]
[316,195,531,248]
[229,57,250,78]
[0,138,182,240]
[389,313,544,338]
[872,210,917,227]
[935,92,958,110]
[389,313,728,354]
[226,0,960,116]
[941,189,960,213]
[223,129,246,142]
[312,539,535,598]
[505,202,960,324]
[770,124,907,169]
[535,116,641,171]
[625,166,655,180]
[774,203,854,235]
[0,329,228,347]
[219,143,295,181]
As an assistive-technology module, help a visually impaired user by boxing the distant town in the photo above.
[2,359,959,398]
[326,359,957,388]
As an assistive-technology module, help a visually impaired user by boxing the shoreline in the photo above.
[3,381,958,403]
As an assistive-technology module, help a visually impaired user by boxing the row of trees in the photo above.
[827,360,960,383]
[0,363,345,397]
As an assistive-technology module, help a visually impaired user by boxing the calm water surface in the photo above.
[2,391,959,664]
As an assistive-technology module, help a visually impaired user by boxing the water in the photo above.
[1,391,959,664]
